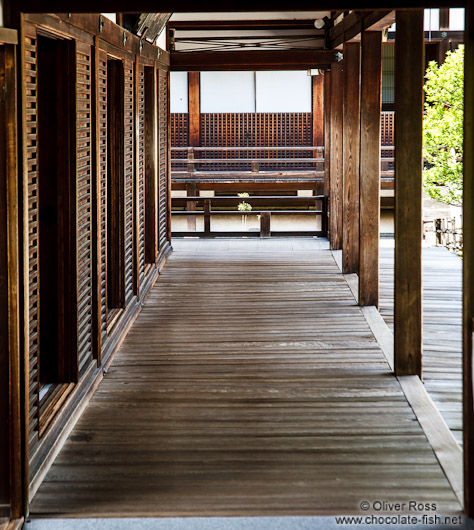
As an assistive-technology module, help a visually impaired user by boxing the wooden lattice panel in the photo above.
[171,113,188,147]
[98,51,107,343]
[381,111,394,148]
[137,65,146,285]
[124,60,135,304]
[199,113,313,170]
[76,42,93,375]
[158,69,168,249]
[24,27,40,448]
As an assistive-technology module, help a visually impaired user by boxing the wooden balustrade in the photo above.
[172,195,328,238]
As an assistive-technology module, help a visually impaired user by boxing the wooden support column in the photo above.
[342,42,361,274]
[0,42,22,518]
[187,72,199,233]
[463,2,474,517]
[312,74,324,146]
[394,10,424,376]
[323,70,331,200]
[188,71,200,147]
[359,31,382,306]
[329,63,343,250]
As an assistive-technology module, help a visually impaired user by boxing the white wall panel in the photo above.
[201,71,255,112]
[256,71,311,112]
[170,71,188,113]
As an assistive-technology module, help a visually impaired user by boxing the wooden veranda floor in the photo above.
[379,244,463,446]
[30,239,461,517]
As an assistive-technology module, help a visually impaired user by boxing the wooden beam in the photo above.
[342,42,360,274]
[328,63,343,250]
[394,10,424,377]
[171,50,338,71]
[312,75,324,147]
[463,1,474,518]
[358,31,381,307]
[14,0,469,13]
[328,10,395,48]
[0,28,18,45]
[188,72,200,148]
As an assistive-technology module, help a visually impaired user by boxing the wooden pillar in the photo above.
[186,183,197,232]
[342,42,361,274]
[188,71,200,147]
[0,42,22,518]
[463,2,474,517]
[359,32,382,306]
[323,70,331,200]
[329,63,343,250]
[394,11,424,376]
[312,74,324,146]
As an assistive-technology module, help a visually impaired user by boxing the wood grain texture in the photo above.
[394,11,424,376]
[188,71,200,148]
[323,70,331,199]
[329,63,343,251]
[358,31,381,307]
[379,246,462,447]
[342,42,360,275]
[312,75,324,147]
[29,241,460,517]
[462,2,474,517]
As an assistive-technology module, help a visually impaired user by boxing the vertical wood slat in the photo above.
[76,41,93,375]
[463,4,474,516]
[136,63,146,286]
[98,51,107,344]
[145,65,157,264]
[342,42,361,275]
[91,37,102,362]
[329,63,343,251]
[394,11,424,376]
[0,41,22,518]
[158,68,168,249]
[359,31,382,307]
[23,25,39,454]
[124,60,135,304]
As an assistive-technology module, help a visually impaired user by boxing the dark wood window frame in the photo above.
[106,57,126,324]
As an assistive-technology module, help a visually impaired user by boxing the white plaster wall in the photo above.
[102,13,116,23]
[170,71,188,113]
[450,8,465,30]
[424,9,440,31]
[201,71,255,113]
[256,71,311,112]
[156,27,167,50]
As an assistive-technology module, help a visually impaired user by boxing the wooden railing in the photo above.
[171,146,325,175]
[171,145,395,183]
[171,195,328,238]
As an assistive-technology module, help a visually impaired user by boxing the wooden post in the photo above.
[342,42,361,274]
[312,74,324,147]
[260,212,271,238]
[188,71,200,147]
[323,71,331,237]
[394,11,424,377]
[359,32,382,307]
[463,2,474,517]
[329,63,343,250]
[186,183,197,232]
[204,198,211,235]
[0,41,22,519]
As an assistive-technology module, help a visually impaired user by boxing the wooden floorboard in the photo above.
[379,245,463,446]
[30,239,461,517]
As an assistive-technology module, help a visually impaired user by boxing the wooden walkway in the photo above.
[379,245,463,446]
[30,239,460,516]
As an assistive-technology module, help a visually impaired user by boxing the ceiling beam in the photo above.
[12,1,467,14]
[171,49,339,70]
[328,10,396,48]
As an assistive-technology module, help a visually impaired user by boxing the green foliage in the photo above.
[423,45,464,206]
[238,201,252,212]
[237,192,252,211]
